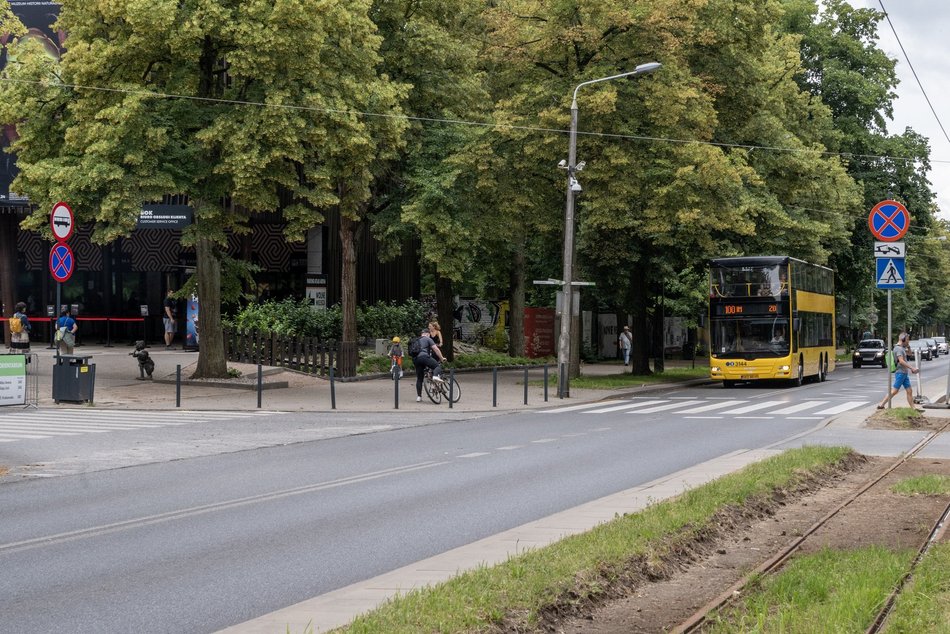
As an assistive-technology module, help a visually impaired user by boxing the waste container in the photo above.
[52,354,96,404]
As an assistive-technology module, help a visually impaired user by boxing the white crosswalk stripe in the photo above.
[0,410,270,443]
[539,397,869,419]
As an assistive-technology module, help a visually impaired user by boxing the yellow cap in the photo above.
[392,336,401,343]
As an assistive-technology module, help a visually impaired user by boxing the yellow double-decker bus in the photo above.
[708,256,835,387]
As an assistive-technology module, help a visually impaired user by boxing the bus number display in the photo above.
[715,303,780,316]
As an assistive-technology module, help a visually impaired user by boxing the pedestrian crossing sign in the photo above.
[876,257,905,289]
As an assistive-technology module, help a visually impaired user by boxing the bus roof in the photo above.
[709,256,832,272]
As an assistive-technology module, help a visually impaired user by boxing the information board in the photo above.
[0,354,26,406]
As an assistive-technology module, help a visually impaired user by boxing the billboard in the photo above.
[0,1,63,205]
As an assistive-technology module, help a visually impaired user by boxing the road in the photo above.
[0,357,941,633]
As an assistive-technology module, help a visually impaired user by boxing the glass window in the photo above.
[711,317,789,358]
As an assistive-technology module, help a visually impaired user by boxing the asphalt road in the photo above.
[0,356,943,633]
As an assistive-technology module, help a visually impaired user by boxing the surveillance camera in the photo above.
[575,161,586,171]
[557,159,567,168]
[570,177,583,193]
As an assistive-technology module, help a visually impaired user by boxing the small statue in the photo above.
[130,340,155,380]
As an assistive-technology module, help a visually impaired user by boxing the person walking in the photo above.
[9,301,31,353]
[413,328,446,403]
[55,308,78,355]
[877,332,921,411]
[618,326,632,366]
[163,290,177,350]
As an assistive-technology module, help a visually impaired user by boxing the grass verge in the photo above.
[890,474,950,496]
[884,542,950,632]
[705,546,915,632]
[333,446,853,633]
[569,367,710,389]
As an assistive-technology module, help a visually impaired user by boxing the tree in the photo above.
[0,0,403,377]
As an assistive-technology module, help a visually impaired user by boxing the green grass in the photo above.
[569,367,710,389]
[331,446,851,633]
[705,546,915,633]
[890,475,950,496]
[884,543,950,633]
[879,407,926,427]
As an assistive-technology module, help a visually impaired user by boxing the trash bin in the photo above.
[52,354,96,404]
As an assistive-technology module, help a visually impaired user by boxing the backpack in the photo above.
[408,337,422,358]
[9,315,23,334]
[885,350,897,373]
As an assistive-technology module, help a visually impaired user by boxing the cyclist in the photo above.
[388,336,404,378]
[414,328,446,402]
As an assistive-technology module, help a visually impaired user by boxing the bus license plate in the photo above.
[740,374,756,379]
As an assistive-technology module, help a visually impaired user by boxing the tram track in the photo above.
[673,418,950,634]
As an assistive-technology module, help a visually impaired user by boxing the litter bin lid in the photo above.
[58,354,94,362]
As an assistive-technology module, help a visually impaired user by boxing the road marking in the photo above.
[629,400,703,414]
[531,438,558,444]
[788,416,824,420]
[457,452,490,458]
[770,401,829,415]
[538,401,621,414]
[735,416,775,419]
[678,400,745,414]
[0,461,448,556]
[584,400,667,414]
[496,445,522,451]
[812,401,867,415]
[721,401,786,415]
[684,416,724,419]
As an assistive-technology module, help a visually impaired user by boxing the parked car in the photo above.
[934,336,948,355]
[909,340,932,361]
[852,339,886,368]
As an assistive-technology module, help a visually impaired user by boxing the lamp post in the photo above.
[557,62,661,398]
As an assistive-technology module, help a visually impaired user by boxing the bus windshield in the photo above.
[712,317,789,358]
[710,264,787,298]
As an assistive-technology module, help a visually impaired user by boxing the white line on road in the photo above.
[629,401,703,414]
[769,401,828,415]
[584,400,667,414]
[457,452,490,458]
[812,401,867,415]
[495,446,522,451]
[722,401,787,415]
[678,400,746,414]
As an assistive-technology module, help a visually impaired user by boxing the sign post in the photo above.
[869,200,910,409]
[49,202,75,356]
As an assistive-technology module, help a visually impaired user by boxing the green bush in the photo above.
[225,299,427,341]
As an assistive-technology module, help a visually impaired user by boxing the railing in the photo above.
[223,328,339,376]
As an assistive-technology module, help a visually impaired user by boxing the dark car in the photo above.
[924,338,940,359]
[852,339,886,368]
[909,340,931,361]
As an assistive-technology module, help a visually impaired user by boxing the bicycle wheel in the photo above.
[391,363,399,381]
[443,377,461,403]
[424,377,442,404]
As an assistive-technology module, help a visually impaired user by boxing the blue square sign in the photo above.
[876,258,905,289]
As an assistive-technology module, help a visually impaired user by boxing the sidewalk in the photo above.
[16,345,668,412]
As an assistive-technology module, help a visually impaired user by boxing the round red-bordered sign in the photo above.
[868,200,910,242]
[49,243,75,283]
[50,201,74,242]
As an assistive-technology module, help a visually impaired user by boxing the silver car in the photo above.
[934,336,948,355]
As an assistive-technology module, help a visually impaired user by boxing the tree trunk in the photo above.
[508,247,525,357]
[436,275,454,362]
[0,214,17,347]
[630,269,651,375]
[338,214,358,376]
[192,236,227,378]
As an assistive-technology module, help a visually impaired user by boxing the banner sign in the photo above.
[137,204,193,229]
[0,354,27,406]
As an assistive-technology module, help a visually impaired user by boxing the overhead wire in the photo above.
[1,76,947,168]
[877,0,950,145]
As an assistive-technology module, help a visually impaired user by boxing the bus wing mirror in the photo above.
[793,318,801,332]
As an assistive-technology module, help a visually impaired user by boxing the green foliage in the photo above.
[448,351,551,369]
[890,475,950,497]
[225,299,426,341]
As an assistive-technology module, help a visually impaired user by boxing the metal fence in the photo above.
[223,329,339,376]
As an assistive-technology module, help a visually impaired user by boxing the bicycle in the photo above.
[389,355,404,381]
[423,368,461,404]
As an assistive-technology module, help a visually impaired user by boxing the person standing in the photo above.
[618,326,632,366]
[163,290,177,350]
[9,301,31,353]
[877,332,921,411]
[414,328,446,402]
[56,308,78,355]
[428,321,444,347]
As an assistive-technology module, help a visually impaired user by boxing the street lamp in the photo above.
[557,62,661,398]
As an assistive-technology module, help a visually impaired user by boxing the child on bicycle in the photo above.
[388,336,404,378]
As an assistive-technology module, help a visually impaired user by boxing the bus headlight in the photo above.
[779,365,790,372]
[711,366,721,374]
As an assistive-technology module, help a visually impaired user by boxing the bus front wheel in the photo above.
[793,359,804,387]
[820,355,829,381]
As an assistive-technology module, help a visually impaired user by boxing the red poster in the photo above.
[524,307,555,358]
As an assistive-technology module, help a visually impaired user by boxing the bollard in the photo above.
[558,363,566,399]
[544,364,549,402]
[394,370,399,410]
[449,368,455,409]
[329,367,337,410]
[524,367,529,405]
[493,367,498,407]
[257,363,263,409]
[176,364,181,408]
